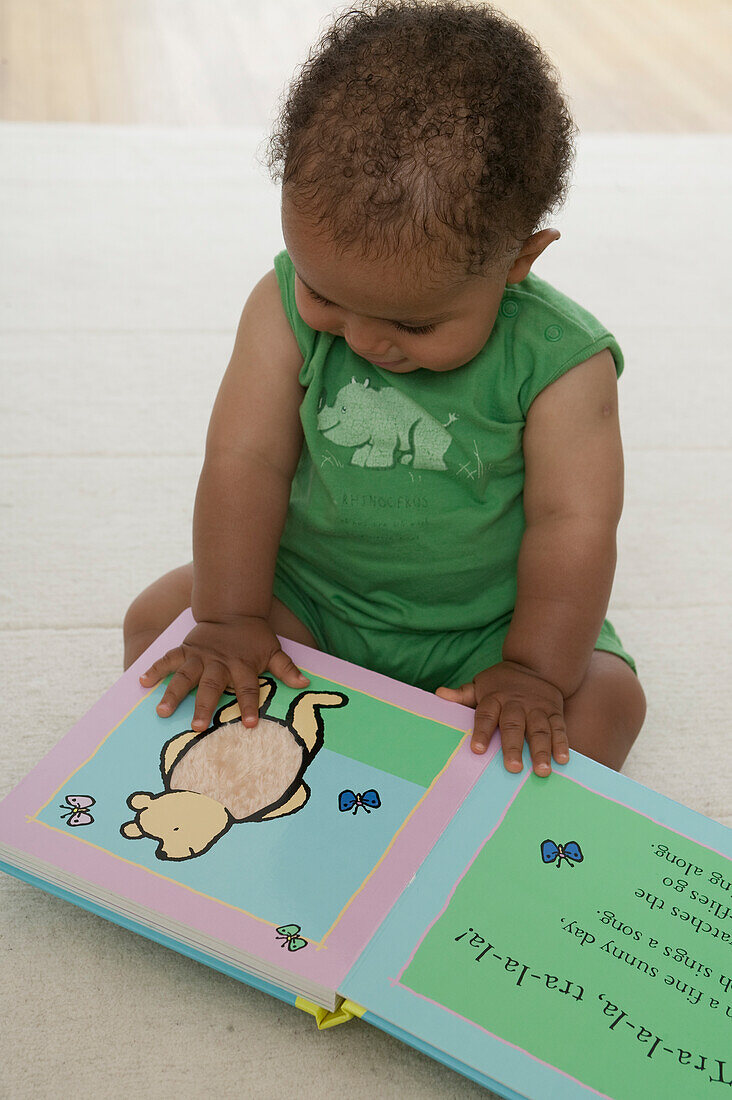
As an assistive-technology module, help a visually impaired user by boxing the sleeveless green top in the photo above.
[273,249,623,635]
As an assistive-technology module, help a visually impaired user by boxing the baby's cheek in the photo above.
[417,342,475,372]
[294,294,316,326]
[301,304,339,337]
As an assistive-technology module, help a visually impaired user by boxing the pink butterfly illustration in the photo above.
[59,795,96,826]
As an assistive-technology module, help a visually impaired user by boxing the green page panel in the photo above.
[277,669,464,787]
[402,774,732,1098]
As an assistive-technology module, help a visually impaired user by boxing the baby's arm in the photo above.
[140,269,308,729]
[437,348,623,773]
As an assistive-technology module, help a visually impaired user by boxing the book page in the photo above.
[0,610,488,999]
[342,742,732,1099]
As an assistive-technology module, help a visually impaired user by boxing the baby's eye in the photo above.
[307,284,435,335]
[393,321,436,336]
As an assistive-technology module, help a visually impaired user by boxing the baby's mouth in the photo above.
[369,356,406,368]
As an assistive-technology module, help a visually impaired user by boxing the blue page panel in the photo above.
[39,682,427,941]
[362,1011,528,1099]
[342,749,732,1100]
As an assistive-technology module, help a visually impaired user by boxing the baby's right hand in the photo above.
[139,616,309,731]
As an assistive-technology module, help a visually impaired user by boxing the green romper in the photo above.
[272,249,636,692]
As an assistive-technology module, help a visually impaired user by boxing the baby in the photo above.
[124,0,646,777]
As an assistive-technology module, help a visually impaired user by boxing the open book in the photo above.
[1,609,730,1099]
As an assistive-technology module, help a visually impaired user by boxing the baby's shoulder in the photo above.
[495,272,624,417]
[503,271,610,346]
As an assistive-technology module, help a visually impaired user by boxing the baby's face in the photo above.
[282,198,513,374]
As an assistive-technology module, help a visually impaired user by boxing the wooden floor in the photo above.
[0,0,729,130]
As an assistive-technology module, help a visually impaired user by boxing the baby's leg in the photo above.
[122,562,317,670]
[563,651,646,770]
[123,564,194,668]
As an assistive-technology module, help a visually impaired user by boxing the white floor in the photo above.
[1,124,730,1098]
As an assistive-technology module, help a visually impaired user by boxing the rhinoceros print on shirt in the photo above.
[316,377,452,470]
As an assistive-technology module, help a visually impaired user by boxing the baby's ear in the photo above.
[505,229,560,284]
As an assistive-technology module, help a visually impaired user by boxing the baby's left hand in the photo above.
[436,661,570,776]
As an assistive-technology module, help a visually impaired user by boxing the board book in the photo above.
[1,608,731,1099]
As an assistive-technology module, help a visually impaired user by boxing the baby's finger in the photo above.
[268,648,310,689]
[156,658,203,718]
[191,660,230,731]
[436,683,477,707]
[139,646,184,688]
[550,713,570,765]
[232,672,265,728]
[471,694,501,755]
[526,708,553,777]
[498,702,526,772]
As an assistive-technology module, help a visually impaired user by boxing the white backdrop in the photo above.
[1,122,730,1097]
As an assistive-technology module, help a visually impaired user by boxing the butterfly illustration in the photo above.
[338,789,381,815]
[59,794,96,827]
[541,839,583,868]
[275,924,308,951]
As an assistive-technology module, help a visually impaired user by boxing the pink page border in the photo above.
[0,609,495,990]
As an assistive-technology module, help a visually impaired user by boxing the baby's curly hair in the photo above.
[262,0,577,280]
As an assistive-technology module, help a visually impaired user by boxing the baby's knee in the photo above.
[123,588,167,669]
[123,587,156,642]
[608,669,646,767]
[122,564,193,655]
[565,652,646,770]
[623,670,647,740]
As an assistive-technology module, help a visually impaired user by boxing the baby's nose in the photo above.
[346,337,394,360]
[343,316,393,358]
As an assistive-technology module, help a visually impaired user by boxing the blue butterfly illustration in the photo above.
[338,789,381,815]
[275,924,308,951]
[541,839,583,868]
